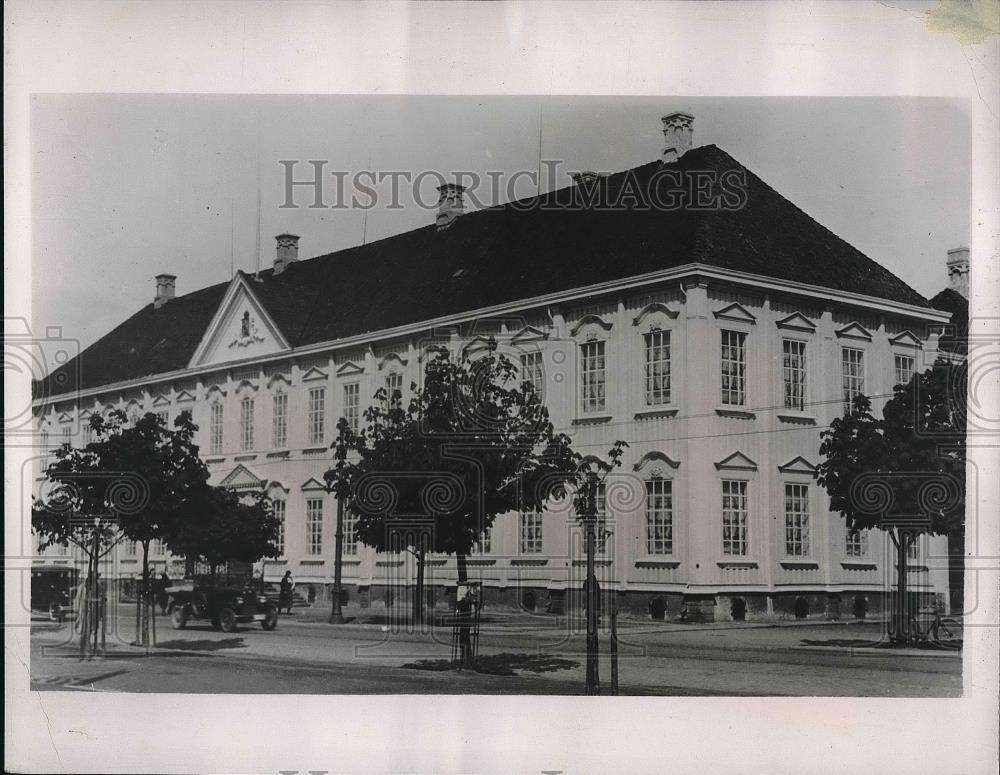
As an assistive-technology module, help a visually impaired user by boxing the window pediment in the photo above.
[510,325,550,345]
[570,314,613,338]
[205,385,226,400]
[715,451,758,472]
[151,393,171,407]
[301,477,328,492]
[377,352,408,370]
[300,366,329,382]
[267,372,292,388]
[889,330,922,349]
[713,302,757,325]
[175,389,196,403]
[777,456,817,474]
[835,321,873,341]
[336,360,365,376]
[57,412,73,424]
[633,451,681,476]
[235,379,259,394]
[633,302,679,329]
[775,312,817,333]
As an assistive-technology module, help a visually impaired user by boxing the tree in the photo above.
[814,360,966,645]
[163,485,281,585]
[32,409,209,647]
[327,343,611,665]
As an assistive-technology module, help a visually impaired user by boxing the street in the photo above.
[28,605,962,696]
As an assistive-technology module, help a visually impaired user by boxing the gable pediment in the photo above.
[175,389,196,403]
[777,456,817,474]
[57,412,73,424]
[889,330,923,349]
[219,463,266,491]
[188,275,291,368]
[336,360,365,377]
[775,312,817,333]
[151,393,171,407]
[713,302,757,325]
[835,321,873,341]
[715,451,758,472]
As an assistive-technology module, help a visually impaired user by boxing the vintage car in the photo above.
[30,565,78,622]
[167,581,278,632]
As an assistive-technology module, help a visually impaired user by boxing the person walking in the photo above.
[157,572,171,614]
[279,570,294,614]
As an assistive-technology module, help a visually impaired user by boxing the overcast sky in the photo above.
[31,95,970,352]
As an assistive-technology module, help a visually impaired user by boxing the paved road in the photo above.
[28,608,961,696]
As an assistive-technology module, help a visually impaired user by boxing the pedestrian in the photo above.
[158,571,171,614]
[279,570,294,614]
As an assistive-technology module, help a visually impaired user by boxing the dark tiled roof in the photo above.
[929,287,968,356]
[36,144,932,399]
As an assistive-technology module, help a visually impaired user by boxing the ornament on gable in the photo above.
[229,311,265,349]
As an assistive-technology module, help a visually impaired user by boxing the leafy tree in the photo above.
[815,360,966,645]
[163,485,281,585]
[326,343,614,665]
[32,409,209,646]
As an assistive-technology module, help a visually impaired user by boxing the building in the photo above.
[32,114,956,620]
[930,246,971,615]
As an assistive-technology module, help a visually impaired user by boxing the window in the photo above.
[841,347,865,413]
[782,339,807,411]
[644,330,672,405]
[475,527,492,555]
[721,479,749,556]
[209,402,223,454]
[150,539,163,556]
[907,536,920,560]
[784,483,810,556]
[845,529,867,557]
[61,425,73,447]
[239,396,255,451]
[520,351,545,400]
[124,540,137,556]
[272,391,288,448]
[343,509,358,556]
[306,498,324,556]
[343,383,360,432]
[40,429,50,468]
[520,511,544,554]
[580,340,606,413]
[720,330,747,406]
[307,388,326,445]
[271,499,285,556]
[385,372,403,406]
[156,410,170,427]
[82,424,93,446]
[645,478,674,555]
[894,354,915,387]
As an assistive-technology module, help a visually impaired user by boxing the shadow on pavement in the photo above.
[800,637,883,648]
[154,638,247,652]
[402,652,580,676]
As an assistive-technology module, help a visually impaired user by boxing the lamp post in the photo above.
[329,494,346,624]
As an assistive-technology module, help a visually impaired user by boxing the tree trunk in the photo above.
[890,529,911,646]
[455,552,472,667]
[414,543,425,626]
[140,541,150,647]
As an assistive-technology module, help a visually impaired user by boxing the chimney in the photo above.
[274,233,300,275]
[154,274,176,308]
[946,246,970,299]
[661,112,695,164]
[436,183,465,230]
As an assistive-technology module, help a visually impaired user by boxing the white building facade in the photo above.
[32,116,955,620]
